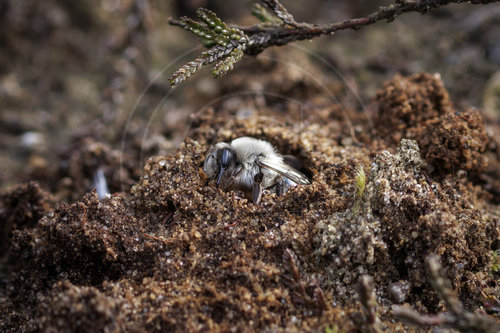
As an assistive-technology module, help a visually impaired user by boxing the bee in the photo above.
[203,137,310,203]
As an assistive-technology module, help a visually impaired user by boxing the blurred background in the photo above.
[0,0,499,199]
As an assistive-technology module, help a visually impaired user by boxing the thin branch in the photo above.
[282,248,328,312]
[236,0,500,47]
[393,307,451,326]
[356,275,382,333]
[393,255,500,333]
[168,0,500,86]
[143,233,173,246]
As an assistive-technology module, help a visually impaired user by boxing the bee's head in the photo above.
[203,143,237,187]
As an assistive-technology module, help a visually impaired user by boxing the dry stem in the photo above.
[393,255,500,332]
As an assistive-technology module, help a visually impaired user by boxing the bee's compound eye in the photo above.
[219,148,234,168]
[203,152,215,173]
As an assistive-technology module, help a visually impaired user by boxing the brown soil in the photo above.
[1,72,499,332]
[1,1,499,332]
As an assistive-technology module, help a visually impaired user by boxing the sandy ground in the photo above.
[0,0,499,331]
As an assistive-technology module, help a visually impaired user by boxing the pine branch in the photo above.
[251,3,281,24]
[261,0,299,27]
[168,8,248,86]
[177,17,215,41]
[169,0,500,86]
[169,45,235,86]
[238,0,500,45]
[212,48,244,78]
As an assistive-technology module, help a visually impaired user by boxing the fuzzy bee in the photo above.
[203,137,310,203]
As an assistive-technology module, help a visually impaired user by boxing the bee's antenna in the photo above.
[216,166,225,186]
[216,148,234,186]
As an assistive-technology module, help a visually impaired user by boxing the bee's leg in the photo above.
[276,177,285,196]
[271,177,291,196]
[252,172,264,204]
[231,164,243,178]
[225,164,243,189]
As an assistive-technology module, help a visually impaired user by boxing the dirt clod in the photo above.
[376,73,490,174]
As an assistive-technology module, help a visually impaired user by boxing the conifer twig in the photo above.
[169,0,500,86]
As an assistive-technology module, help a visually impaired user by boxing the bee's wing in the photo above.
[256,158,311,185]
